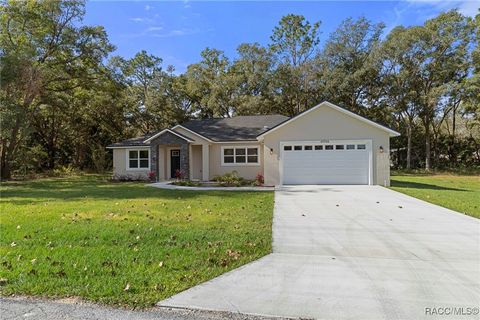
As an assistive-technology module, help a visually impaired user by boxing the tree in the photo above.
[379,11,475,170]
[270,14,321,115]
[379,26,422,169]
[113,51,166,133]
[230,43,275,115]
[318,17,385,114]
[0,0,114,178]
[183,48,235,117]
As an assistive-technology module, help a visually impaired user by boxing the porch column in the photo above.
[179,143,190,179]
[150,142,159,182]
[202,144,209,181]
[188,144,193,180]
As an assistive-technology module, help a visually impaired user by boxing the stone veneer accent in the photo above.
[149,131,189,181]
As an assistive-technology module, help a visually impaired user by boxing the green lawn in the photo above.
[0,175,274,308]
[390,173,480,219]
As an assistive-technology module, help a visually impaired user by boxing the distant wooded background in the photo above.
[1,0,479,179]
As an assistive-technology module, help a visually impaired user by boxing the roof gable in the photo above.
[143,129,194,143]
[257,101,400,138]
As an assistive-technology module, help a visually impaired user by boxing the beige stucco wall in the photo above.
[191,145,203,180]
[112,148,150,180]
[173,126,264,181]
[262,105,391,186]
[209,142,264,180]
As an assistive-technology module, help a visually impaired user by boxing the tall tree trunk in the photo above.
[425,116,432,171]
[450,104,457,166]
[1,112,22,180]
[406,122,412,169]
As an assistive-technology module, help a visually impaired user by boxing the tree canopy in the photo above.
[1,1,478,179]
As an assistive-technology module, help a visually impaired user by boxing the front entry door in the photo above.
[170,149,181,178]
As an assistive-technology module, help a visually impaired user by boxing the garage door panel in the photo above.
[282,140,370,185]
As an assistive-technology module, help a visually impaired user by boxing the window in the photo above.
[336,145,344,150]
[247,147,258,163]
[357,144,366,150]
[304,145,313,150]
[284,145,292,151]
[315,145,323,150]
[325,145,334,150]
[294,145,303,151]
[346,144,355,150]
[222,146,259,165]
[223,148,234,163]
[236,148,246,163]
[128,149,149,169]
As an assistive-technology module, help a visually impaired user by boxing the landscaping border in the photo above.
[148,181,274,191]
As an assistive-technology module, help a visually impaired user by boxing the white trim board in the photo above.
[220,145,261,167]
[258,101,400,139]
[171,125,214,143]
[106,146,149,149]
[125,148,151,171]
[143,129,194,143]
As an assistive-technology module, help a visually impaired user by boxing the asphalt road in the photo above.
[0,297,290,320]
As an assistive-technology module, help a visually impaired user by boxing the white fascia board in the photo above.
[143,129,194,143]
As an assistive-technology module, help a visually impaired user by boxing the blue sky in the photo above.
[85,1,479,73]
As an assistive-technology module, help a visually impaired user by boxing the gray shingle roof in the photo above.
[107,114,290,147]
[106,132,154,148]
[181,115,289,141]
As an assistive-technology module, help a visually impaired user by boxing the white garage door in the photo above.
[281,140,371,185]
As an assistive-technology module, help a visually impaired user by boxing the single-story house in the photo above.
[107,101,400,186]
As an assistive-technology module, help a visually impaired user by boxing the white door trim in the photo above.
[279,139,373,186]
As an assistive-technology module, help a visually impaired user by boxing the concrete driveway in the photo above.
[159,186,480,319]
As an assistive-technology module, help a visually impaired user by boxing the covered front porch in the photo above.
[148,129,209,182]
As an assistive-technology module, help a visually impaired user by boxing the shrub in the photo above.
[148,171,156,182]
[51,165,80,177]
[254,173,264,186]
[112,174,148,182]
[171,180,201,187]
[213,171,246,187]
[174,169,185,180]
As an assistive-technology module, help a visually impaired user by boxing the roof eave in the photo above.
[143,128,194,143]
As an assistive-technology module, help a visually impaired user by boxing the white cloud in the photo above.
[129,17,156,24]
[130,17,145,23]
[146,26,163,32]
[151,28,198,38]
[385,0,479,34]
[145,5,152,11]
[405,0,479,17]
[457,1,480,16]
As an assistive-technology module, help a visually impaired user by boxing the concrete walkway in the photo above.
[149,181,274,191]
[159,185,480,319]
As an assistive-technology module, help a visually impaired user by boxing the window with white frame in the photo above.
[222,146,259,165]
[127,149,149,169]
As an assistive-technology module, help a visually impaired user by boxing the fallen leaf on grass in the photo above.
[124,283,130,291]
